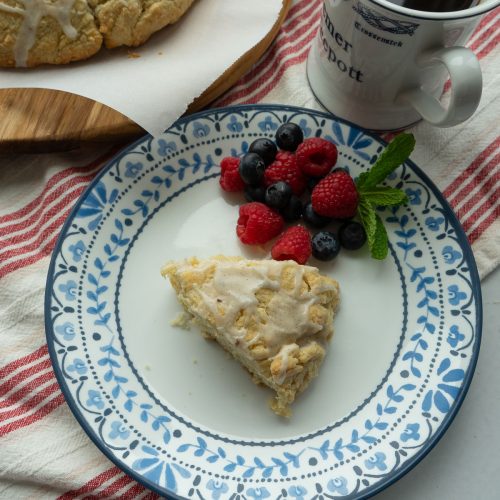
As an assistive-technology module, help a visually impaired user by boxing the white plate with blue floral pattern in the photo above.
[45,105,481,499]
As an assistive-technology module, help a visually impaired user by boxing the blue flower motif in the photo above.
[425,216,445,232]
[365,452,387,471]
[109,420,130,440]
[442,245,462,265]
[325,123,373,161]
[387,171,398,180]
[447,325,465,348]
[76,181,118,230]
[68,240,86,262]
[288,485,307,499]
[401,423,420,442]
[447,284,467,306]
[298,118,311,137]
[157,139,177,156]
[405,187,422,205]
[55,321,76,341]
[348,130,372,152]
[257,116,278,132]
[247,486,271,500]
[247,487,271,499]
[206,479,229,499]
[67,357,86,375]
[125,161,143,179]
[58,280,77,301]
[193,121,210,138]
[327,476,348,496]
[132,445,191,486]
[422,358,465,414]
[86,389,104,410]
[227,115,243,133]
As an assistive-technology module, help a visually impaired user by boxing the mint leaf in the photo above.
[371,214,389,260]
[359,133,415,190]
[357,199,389,259]
[357,197,377,248]
[355,172,370,190]
[362,187,408,207]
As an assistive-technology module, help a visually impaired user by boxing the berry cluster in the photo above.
[219,122,367,265]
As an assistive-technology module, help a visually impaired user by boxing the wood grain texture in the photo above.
[0,0,291,153]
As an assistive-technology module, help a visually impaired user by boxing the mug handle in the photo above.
[397,46,482,127]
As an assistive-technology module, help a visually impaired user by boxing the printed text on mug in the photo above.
[319,4,364,82]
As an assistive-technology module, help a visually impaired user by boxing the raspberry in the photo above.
[219,157,244,192]
[311,170,359,219]
[237,202,284,245]
[264,152,307,196]
[271,226,311,265]
[220,156,239,173]
[296,138,338,177]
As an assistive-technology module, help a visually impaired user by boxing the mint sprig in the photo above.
[355,133,415,260]
[357,133,416,190]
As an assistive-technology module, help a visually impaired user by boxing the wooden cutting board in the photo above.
[0,0,291,153]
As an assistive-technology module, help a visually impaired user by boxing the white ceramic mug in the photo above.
[306,0,499,130]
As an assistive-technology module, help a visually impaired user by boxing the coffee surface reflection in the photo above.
[386,0,479,12]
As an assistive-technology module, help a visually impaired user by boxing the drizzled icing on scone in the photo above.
[169,258,339,383]
[273,343,299,385]
[0,0,78,66]
[197,260,322,345]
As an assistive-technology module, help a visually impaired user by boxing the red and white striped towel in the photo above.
[0,1,498,497]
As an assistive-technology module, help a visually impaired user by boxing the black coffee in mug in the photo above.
[387,0,480,12]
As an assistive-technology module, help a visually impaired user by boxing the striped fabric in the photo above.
[0,1,498,497]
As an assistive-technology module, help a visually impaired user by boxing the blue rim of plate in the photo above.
[45,104,482,499]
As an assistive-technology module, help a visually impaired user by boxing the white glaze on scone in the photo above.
[192,260,328,359]
[0,0,78,66]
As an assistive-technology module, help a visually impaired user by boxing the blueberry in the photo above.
[244,185,266,203]
[307,176,322,192]
[275,123,304,152]
[281,195,303,222]
[339,221,367,250]
[249,138,277,166]
[312,231,340,261]
[303,202,331,228]
[265,181,292,209]
[239,152,266,185]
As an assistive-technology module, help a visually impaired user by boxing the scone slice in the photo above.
[161,256,340,417]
